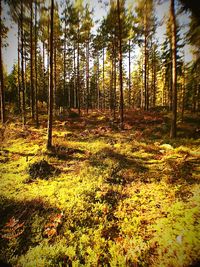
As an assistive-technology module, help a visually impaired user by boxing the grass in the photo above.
[0,110,200,266]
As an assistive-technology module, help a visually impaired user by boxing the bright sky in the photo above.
[2,0,193,74]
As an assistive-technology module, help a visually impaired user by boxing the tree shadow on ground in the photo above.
[89,147,148,173]
[0,196,59,264]
[46,145,86,161]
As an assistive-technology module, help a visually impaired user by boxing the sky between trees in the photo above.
[2,0,192,74]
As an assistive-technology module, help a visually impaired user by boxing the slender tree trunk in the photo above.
[47,15,50,101]
[67,62,70,110]
[17,24,21,114]
[47,0,54,149]
[169,47,173,110]
[86,39,89,114]
[35,0,39,127]
[54,46,57,115]
[117,0,124,129]
[152,46,156,108]
[153,64,156,108]
[73,42,76,108]
[42,41,45,73]
[170,0,177,138]
[146,55,149,110]
[63,46,67,108]
[181,64,185,122]
[24,48,27,106]
[42,41,46,104]
[20,0,26,126]
[162,79,165,106]
[110,41,115,115]
[77,21,80,115]
[63,11,67,108]
[144,4,148,111]
[128,39,131,108]
[192,74,198,112]
[0,0,5,123]
[113,44,117,120]
[102,47,105,110]
[144,33,148,110]
[109,58,113,116]
[97,53,100,110]
[30,0,34,120]
[197,78,200,112]
[140,57,143,109]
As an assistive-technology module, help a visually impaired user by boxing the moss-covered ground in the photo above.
[0,110,200,266]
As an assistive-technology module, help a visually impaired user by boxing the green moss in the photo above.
[0,114,200,266]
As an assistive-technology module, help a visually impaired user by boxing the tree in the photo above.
[186,12,200,112]
[52,3,63,114]
[7,0,29,124]
[117,0,123,129]
[38,3,50,109]
[135,0,156,111]
[34,0,39,126]
[30,0,35,121]
[6,64,18,105]
[20,0,26,125]
[82,3,93,113]
[170,0,177,138]
[103,0,129,123]
[47,0,54,149]
[0,0,6,123]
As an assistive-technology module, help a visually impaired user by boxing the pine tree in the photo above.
[0,0,6,123]
[135,0,156,111]
[82,3,93,113]
[47,0,54,149]
[170,0,177,138]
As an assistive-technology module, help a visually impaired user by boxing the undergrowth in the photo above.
[0,110,199,266]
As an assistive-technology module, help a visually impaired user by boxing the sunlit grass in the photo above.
[0,111,199,266]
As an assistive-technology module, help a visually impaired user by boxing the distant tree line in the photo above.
[0,0,199,147]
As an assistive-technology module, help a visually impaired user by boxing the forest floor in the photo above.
[0,109,200,266]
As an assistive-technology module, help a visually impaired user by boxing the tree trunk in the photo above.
[30,0,34,121]
[63,11,67,108]
[102,47,105,110]
[47,0,54,149]
[117,0,124,129]
[113,54,116,120]
[77,21,80,115]
[197,78,200,112]
[128,39,131,108]
[73,42,76,108]
[152,45,156,108]
[181,64,185,122]
[24,47,27,106]
[169,51,173,110]
[0,0,5,123]
[54,45,57,115]
[77,42,80,113]
[35,0,39,127]
[144,30,148,110]
[113,39,117,120]
[192,74,198,112]
[20,0,26,126]
[140,58,143,108]
[86,39,89,114]
[47,15,50,109]
[170,0,177,138]
[146,54,149,110]
[97,53,100,110]
[17,24,21,114]
[110,56,113,114]
[42,41,46,104]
